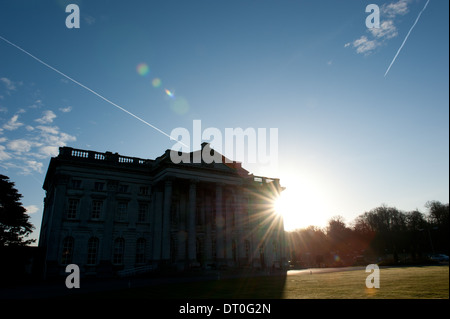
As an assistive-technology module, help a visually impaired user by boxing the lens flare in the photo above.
[165,89,175,98]
[170,97,189,115]
[152,78,161,88]
[136,63,149,76]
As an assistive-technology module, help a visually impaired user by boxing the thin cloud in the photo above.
[3,114,24,130]
[351,36,379,55]
[35,110,56,124]
[28,99,44,109]
[0,145,11,160]
[382,0,410,18]
[26,160,43,173]
[39,145,59,157]
[24,205,39,214]
[59,106,72,113]
[84,15,96,25]
[370,20,398,39]
[36,125,60,135]
[0,77,20,91]
[7,139,35,153]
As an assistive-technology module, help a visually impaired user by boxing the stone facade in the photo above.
[39,144,286,277]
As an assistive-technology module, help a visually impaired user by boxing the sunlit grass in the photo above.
[282,266,449,299]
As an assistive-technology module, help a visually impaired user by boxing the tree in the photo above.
[355,205,408,262]
[405,210,427,259]
[425,200,449,228]
[425,201,449,254]
[0,174,35,246]
[327,216,351,251]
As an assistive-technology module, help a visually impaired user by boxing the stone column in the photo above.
[152,191,163,263]
[187,180,197,262]
[97,179,116,276]
[225,193,233,265]
[215,183,224,264]
[177,195,187,262]
[161,180,172,261]
[204,194,212,266]
[236,192,246,266]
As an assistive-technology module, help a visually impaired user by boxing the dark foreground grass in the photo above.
[81,265,448,299]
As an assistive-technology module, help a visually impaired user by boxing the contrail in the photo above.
[0,35,186,146]
[384,0,431,77]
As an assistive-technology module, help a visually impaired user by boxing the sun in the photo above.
[274,180,330,231]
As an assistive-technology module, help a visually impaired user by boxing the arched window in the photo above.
[61,236,74,265]
[87,237,99,265]
[136,238,146,264]
[113,237,125,265]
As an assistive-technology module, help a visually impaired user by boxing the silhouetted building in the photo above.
[39,144,286,277]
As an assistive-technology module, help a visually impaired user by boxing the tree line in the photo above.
[287,201,449,267]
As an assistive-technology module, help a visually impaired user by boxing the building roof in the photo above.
[43,145,283,193]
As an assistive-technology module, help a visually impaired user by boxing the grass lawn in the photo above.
[282,266,448,299]
[80,265,448,299]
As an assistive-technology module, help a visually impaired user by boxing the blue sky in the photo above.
[0,0,448,241]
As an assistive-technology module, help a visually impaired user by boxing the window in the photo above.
[118,184,128,193]
[139,186,149,196]
[138,203,148,222]
[67,199,79,219]
[245,240,250,260]
[72,179,82,189]
[116,202,128,221]
[94,182,104,191]
[91,200,103,219]
[232,240,237,262]
[113,238,125,264]
[87,237,99,265]
[136,238,146,264]
[61,236,74,265]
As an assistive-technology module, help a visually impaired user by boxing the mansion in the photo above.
[39,144,286,277]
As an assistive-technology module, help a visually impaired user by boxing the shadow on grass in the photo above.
[78,274,288,299]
